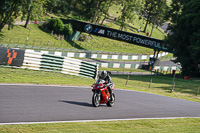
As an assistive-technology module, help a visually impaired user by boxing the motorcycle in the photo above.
[92,79,115,107]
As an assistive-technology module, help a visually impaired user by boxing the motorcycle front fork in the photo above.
[97,91,101,101]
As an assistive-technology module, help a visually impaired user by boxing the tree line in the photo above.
[0,0,168,33]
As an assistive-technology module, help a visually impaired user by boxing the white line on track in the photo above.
[1,117,200,125]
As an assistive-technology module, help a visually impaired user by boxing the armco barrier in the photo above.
[31,49,169,60]
[22,50,98,79]
[97,62,180,71]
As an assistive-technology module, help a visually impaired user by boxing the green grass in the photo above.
[0,67,95,86]
[1,67,200,103]
[0,118,200,132]
[0,24,158,54]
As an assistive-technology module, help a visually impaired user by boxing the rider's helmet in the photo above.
[101,71,107,79]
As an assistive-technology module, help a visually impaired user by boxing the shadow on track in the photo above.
[58,100,93,107]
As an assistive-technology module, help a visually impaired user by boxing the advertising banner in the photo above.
[0,47,25,66]
[62,19,169,52]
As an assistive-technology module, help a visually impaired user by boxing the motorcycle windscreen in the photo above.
[95,79,105,84]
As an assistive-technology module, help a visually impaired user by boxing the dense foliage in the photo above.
[47,18,73,35]
[165,0,200,77]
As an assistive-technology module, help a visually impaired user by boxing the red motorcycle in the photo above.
[92,79,115,107]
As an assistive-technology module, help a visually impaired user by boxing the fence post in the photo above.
[47,41,49,46]
[125,75,129,85]
[196,87,199,96]
[17,39,20,44]
[149,79,152,88]
[33,40,35,45]
[9,38,11,43]
[171,82,176,93]
[54,41,56,46]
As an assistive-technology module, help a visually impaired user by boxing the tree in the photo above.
[0,0,23,32]
[95,0,115,25]
[165,0,200,77]
[118,0,144,31]
[149,0,168,37]
[91,0,105,23]
[142,0,168,34]
[21,0,47,29]
[100,0,114,25]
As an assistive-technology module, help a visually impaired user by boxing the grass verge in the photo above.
[0,118,200,132]
[1,67,200,102]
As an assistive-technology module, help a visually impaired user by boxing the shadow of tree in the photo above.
[68,41,86,50]
[126,24,139,33]
[38,24,86,50]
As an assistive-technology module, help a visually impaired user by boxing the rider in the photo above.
[99,71,113,99]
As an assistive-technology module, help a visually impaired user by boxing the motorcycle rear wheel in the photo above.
[92,93,100,107]
[106,93,115,107]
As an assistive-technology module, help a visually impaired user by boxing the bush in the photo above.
[78,34,88,41]
[63,23,73,35]
[48,18,64,33]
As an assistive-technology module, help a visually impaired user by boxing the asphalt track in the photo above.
[0,84,200,124]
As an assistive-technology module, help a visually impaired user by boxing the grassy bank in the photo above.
[1,67,199,103]
[0,24,156,54]
[0,118,200,132]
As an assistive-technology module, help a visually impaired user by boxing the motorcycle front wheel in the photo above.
[92,93,100,107]
[106,93,115,107]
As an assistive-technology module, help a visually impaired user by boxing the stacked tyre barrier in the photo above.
[0,47,98,79]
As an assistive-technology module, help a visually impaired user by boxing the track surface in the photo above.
[0,84,200,123]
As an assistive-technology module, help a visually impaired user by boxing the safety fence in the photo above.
[96,62,181,71]
[33,50,168,60]
[0,44,169,60]
[21,49,169,60]
[0,47,98,79]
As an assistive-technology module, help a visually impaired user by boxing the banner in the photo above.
[62,19,169,52]
[0,47,25,66]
